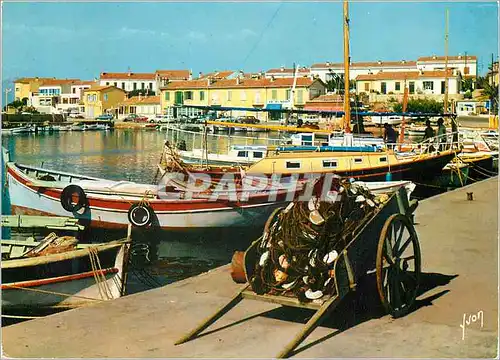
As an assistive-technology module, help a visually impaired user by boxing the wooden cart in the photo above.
[175,186,421,358]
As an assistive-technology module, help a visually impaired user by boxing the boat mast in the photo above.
[443,8,449,114]
[343,0,351,132]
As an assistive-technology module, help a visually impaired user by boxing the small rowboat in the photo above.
[1,215,130,310]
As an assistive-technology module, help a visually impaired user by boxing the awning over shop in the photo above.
[265,103,282,110]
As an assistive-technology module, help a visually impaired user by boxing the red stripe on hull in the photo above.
[7,165,286,212]
[1,268,118,289]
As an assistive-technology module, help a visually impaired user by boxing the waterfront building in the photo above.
[116,95,161,119]
[13,77,56,103]
[160,76,326,121]
[155,70,191,93]
[311,60,417,82]
[30,79,81,114]
[82,85,126,118]
[99,72,157,93]
[416,55,477,77]
[311,54,477,84]
[355,69,462,103]
[265,66,311,79]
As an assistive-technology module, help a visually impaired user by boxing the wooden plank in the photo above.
[174,285,248,345]
[276,294,341,358]
[1,215,84,231]
[241,291,325,310]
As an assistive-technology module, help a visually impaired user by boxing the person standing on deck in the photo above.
[383,123,398,149]
[422,120,435,142]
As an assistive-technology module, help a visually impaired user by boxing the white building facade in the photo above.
[99,72,157,93]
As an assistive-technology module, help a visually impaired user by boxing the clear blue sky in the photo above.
[2,1,498,90]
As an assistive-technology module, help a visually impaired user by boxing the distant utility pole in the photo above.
[443,8,449,114]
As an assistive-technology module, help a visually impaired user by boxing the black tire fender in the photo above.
[128,203,154,227]
[60,185,88,212]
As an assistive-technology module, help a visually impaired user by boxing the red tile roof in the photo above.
[307,93,343,103]
[418,55,477,62]
[155,70,191,80]
[356,70,456,81]
[100,72,156,80]
[311,60,417,69]
[83,85,127,92]
[197,71,236,80]
[119,95,160,106]
[14,77,56,84]
[71,80,97,86]
[39,79,82,87]
[163,77,318,90]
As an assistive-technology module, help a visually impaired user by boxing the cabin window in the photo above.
[240,91,247,101]
[395,82,401,91]
[301,134,313,146]
[253,152,263,158]
[122,82,125,89]
[272,89,277,100]
[364,83,370,91]
[379,157,387,162]
[286,89,291,100]
[185,91,193,100]
[227,91,232,101]
[200,91,205,101]
[322,160,338,168]
[237,151,248,157]
[354,158,363,164]
[114,82,117,87]
[286,161,301,169]
[165,92,170,101]
[141,82,145,90]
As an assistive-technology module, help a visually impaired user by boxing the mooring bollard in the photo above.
[467,192,474,201]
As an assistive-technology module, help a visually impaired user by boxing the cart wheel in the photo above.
[263,206,284,238]
[376,213,421,318]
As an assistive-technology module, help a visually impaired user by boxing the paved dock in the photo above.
[2,177,498,358]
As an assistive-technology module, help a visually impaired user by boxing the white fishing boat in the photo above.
[179,145,268,166]
[5,162,295,230]
[370,115,403,126]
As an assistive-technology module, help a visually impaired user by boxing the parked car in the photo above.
[124,114,148,123]
[69,113,84,119]
[96,114,113,120]
[150,114,175,123]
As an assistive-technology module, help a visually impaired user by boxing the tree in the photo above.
[3,100,24,112]
[392,98,444,114]
[461,78,473,93]
[480,82,499,114]
[325,73,356,94]
[127,89,155,98]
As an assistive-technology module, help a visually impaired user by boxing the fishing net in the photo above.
[249,178,391,302]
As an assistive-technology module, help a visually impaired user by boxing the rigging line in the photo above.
[241,2,284,67]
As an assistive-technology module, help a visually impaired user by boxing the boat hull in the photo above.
[7,164,287,230]
[2,242,128,310]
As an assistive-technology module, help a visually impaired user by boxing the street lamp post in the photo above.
[4,88,12,113]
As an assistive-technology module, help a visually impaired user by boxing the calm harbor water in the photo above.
[1,129,281,296]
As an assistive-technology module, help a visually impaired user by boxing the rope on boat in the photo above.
[2,284,104,302]
[88,247,114,300]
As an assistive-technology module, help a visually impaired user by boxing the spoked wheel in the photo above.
[376,213,421,318]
